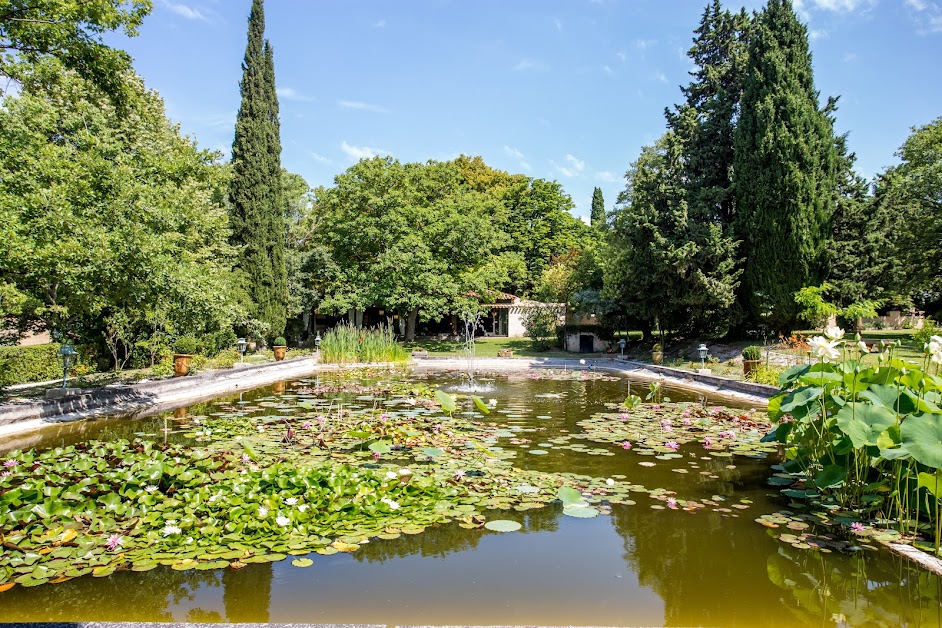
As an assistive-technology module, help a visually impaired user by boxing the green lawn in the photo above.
[405,337,583,359]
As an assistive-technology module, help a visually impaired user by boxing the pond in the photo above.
[1,367,940,626]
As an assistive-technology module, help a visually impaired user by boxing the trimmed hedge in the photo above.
[0,344,63,386]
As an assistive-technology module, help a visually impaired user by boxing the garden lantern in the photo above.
[314,333,322,351]
[236,337,248,363]
[697,343,709,370]
[57,344,78,389]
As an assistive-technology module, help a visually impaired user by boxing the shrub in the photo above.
[151,355,175,377]
[0,344,64,386]
[206,349,239,370]
[914,318,940,349]
[746,366,783,386]
[173,336,200,355]
[273,336,287,347]
[742,345,762,361]
[521,307,563,351]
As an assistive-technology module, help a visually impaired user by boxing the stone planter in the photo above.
[273,346,287,361]
[173,354,193,377]
[743,360,762,377]
[498,349,513,357]
[651,351,663,365]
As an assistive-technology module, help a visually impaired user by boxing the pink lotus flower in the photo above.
[105,534,122,551]
[666,441,679,451]
[621,441,632,450]
[666,497,678,509]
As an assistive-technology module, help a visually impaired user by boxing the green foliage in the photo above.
[273,336,287,347]
[319,323,408,364]
[915,319,940,349]
[793,284,840,327]
[0,344,63,386]
[733,0,837,331]
[769,336,942,548]
[0,0,152,104]
[229,0,287,340]
[741,345,762,361]
[173,336,200,355]
[745,365,784,386]
[590,187,606,229]
[520,306,563,351]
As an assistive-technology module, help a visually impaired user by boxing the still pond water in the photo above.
[1,368,940,626]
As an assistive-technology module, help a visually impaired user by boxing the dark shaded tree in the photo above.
[591,187,606,229]
[229,0,286,341]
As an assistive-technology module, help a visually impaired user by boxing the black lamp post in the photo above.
[697,343,709,370]
[236,337,248,363]
[57,344,78,389]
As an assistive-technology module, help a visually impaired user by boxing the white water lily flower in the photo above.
[809,335,841,363]
[824,326,845,341]
[606,478,615,486]
[145,485,158,492]
[488,398,498,407]
[162,525,182,536]
[399,468,412,476]
[258,506,269,518]
[284,497,298,506]
[385,471,397,480]
[381,497,401,510]
[298,504,309,512]
[276,515,290,527]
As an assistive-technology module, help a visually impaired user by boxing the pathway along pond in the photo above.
[1,367,940,626]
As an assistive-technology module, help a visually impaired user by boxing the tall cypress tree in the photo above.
[733,0,836,331]
[590,187,606,229]
[230,0,286,339]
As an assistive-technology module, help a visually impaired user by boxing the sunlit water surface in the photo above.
[2,369,940,626]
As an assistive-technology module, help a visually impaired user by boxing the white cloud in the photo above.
[595,171,617,183]
[160,0,207,21]
[655,71,668,83]
[633,38,657,51]
[504,145,525,159]
[310,152,333,165]
[809,29,829,40]
[907,0,928,8]
[602,65,614,75]
[338,100,390,114]
[553,154,586,178]
[340,141,388,160]
[566,154,586,172]
[616,51,627,63]
[277,87,314,102]
[514,58,549,72]
[806,0,873,10]
[905,0,942,33]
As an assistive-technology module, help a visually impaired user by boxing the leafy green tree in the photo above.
[0,64,243,364]
[605,133,740,344]
[229,0,286,341]
[733,0,837,332]
[0,0,151,103]
[590,187,606,230]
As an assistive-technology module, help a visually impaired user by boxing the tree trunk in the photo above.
[405,308,419,342]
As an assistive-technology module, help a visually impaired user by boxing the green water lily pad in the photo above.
[563,506,600,518]
[291,558,314,567]
[483,519,522,532]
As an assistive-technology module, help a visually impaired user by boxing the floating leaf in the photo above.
[483,519,522,532]
[563,506,600,518]
[291,558,314,567]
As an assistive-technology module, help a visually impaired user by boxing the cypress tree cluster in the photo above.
[229,0,287,340]
[591,187,606,230]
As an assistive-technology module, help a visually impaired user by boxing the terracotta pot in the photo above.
[173,354,193,377]
[743,360,762,376]
[273,346,287,361]
[273,381,286,394]
[173,406,188,419]
[651,351,663,365]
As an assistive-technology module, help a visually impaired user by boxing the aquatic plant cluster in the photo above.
[319,323,409,364]
[767,327,942,554]
[0,373,771,591]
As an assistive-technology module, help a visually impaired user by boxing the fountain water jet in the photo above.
[451,311,493,393]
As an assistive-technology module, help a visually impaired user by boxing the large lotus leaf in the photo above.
[779,364,810,387]
[435,390,457,413]
[471,396,491,415]
[814,464,847,489]
[918,472,942,498]
[557,486,585,507]
[779,386,824,419]
[368,440,392,454]
[901,413,942,469]
[834,403,897,449]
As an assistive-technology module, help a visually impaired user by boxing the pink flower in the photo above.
[621,441,632,450]
[1,471,11,478]
[620,413,629,421]
[666,441,679,451]
[372,451,381,461]
[652,404,661,410]
[682,410,691,418]
[682,418,692,426]
[851,522,866,532]
[666,497,678,509]
[3,460,17,468]
[454,469,466,480]
[105,534,122,551]
[703,437,713,448]
[380,414,388,421]
[241,453,250,464]
[317,416,326,424]
[303,421,313,429]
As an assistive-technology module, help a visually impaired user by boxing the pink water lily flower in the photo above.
[851,522,866,532]
[666,497,678,509]
[703,437,714,448]
[3,460,17,468]
[620,413,629,421]
[105,534,122,551]
[454,469,466,480]
[621,441,632,450]
[372,451,381,461]
[666,441,680,451]
[302,421,313,429]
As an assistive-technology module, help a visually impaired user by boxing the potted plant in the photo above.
[651,342,663,365]
[273,336,287,361]
[742,345,762,376]
[173,336,200,377]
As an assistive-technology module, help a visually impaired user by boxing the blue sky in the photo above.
[112,0,941,221]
